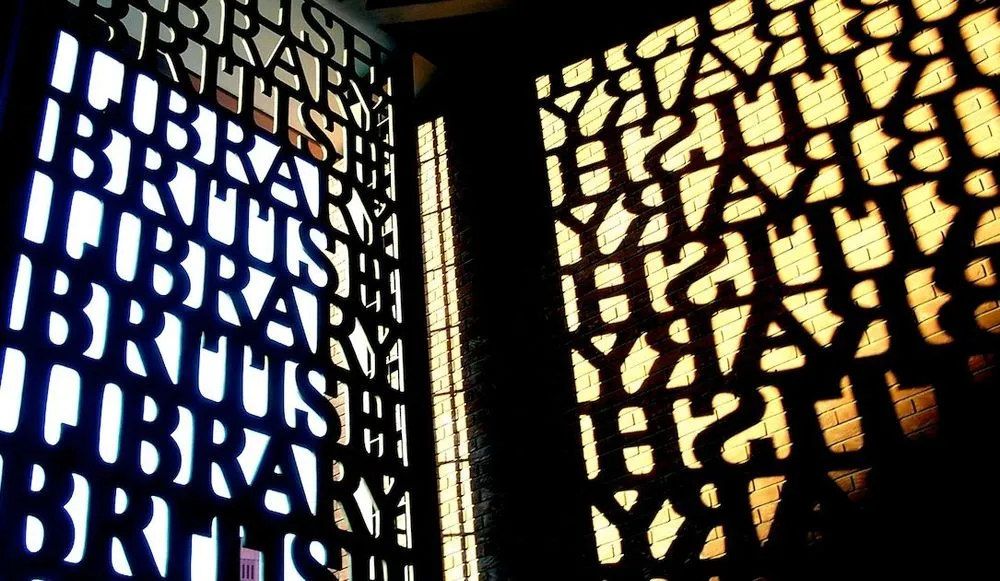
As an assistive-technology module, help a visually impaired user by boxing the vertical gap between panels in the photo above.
[418,118,480,581]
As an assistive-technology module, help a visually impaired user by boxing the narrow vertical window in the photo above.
[418,119,479,581]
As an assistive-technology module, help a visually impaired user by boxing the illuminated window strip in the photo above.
[417,119,479,581]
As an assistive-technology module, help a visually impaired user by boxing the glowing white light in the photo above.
[309,540,327,565]
[115,489,129,514]
[226,121,243,142]
[190,518,219,580]
[248,136,279,182]
[292,445,317,514]
[211,463,231,499]
[129,300,144,324]
[243,267,275,320]
[198,335,227,403]
[272,182,298,208]
[99,383,123,464]
[207,183,237,245]
[112,538,133,576]
[181,242,206,308]
[153,266,174,295]
[48,312,69,345]
[218,290,240,326]
[104,130,132,195]
[8,256,31,331]
[54,270,69,295]
[242,347,270,418]
[284,534,306,581]
[267,320,294,346]
[293,287,319,353]
[72,149,95,179]
[24,172,54,243]
[238,428,269,484]
[65,191,103,260]
[143,182,167,215]
[82,283,109,359]
[354,478,379,537]
[155,226,172,251]
[247,200,276,262]
[77,114,93,137]
[38,100,60,162]
[127,341,148,377]
[44,365,81,446]
[146,147,162,170]
[169,163,197,226]
[265,490,291,514]
[133,75,159,135]
[26,515,45,553]
[167,122,189,150]
[88,51,125,110]
[347,193,373,243]
[155,312,183,384]
[219,255,236,278]
[31,465,45,492]
[295,157,320,217]
[50,32,79,93]
[144,396,158,422]
[193,106,217,165]
[286,217,327,286]
[7,28,347,577]
[140,441,160,475]
[116,213,142,282]
[226,151,250,183]
[284,361,327,437]
[145,497,169,577]
[213,420,226,444]
[350,320,376,379]
[65,474,90,564]
[173,406,194,485]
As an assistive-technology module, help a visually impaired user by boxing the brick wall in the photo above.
[418,119,480,581]
[535,0,999,577]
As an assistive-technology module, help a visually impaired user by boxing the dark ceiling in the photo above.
[339,0,516,25]
[381,1,708,73]
[337,0,710,97]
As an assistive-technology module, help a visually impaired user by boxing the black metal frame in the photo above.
[0,1,443,579]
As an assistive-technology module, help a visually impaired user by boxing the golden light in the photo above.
[536,0,999,569]
[418,119,479,581]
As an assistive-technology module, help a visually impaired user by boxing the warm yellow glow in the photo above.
[648,497,685,559]
[903,181,958,255]
[834,201,893,271]
[592,506,623,563]
[961,9,1000,76]
[956,87,1000,158]
[418,119,479,581]
[769,216,822,285]
[815,377,864,453]
[580,415,600,479]
[722,386,792,463]
[689,231,755,303]
[905,267,954,345]
[712,305,752,375]
[886,371,939,439]
[793,64,849,128]
[750,476,786,544]
[536,0,999,568]
[622,334,658,393]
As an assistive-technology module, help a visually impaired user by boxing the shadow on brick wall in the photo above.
[412,0,1000,579]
